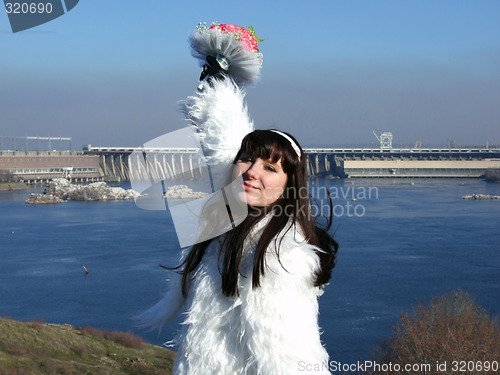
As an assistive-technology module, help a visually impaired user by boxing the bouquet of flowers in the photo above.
[189,22,264,85]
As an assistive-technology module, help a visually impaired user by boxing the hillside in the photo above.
[0,317,174,375]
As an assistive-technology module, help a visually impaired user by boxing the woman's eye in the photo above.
[265,165,277,172]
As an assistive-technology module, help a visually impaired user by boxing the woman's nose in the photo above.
[243,161,258,179]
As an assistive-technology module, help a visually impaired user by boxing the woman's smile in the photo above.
[243,181,259,190]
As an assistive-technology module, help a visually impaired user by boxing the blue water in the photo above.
[1,178,499,366]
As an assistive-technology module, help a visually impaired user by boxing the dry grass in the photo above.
[0,317,174,375]
[80,326,145,349]
[28,317,46,331]
[366,289,500,375]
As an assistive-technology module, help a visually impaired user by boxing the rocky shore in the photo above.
[163,185,207,200]
[462,193,500,200]
[26,179,141,204]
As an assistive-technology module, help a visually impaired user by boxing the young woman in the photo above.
[140,129,338,375]
[139,23,338,375]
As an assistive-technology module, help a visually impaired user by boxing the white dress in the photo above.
[141,219,331,375]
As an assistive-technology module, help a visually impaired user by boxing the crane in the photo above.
[372,131,393,149]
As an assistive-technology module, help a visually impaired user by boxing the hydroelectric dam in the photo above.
[1,135,500,183]
[82,145,500,181]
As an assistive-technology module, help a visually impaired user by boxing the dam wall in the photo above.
[342,159,500,178]
[3,147,500,183]
[304,148,500,178]
[0,151,101,184]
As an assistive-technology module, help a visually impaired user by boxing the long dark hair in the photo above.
[177,129,338,297]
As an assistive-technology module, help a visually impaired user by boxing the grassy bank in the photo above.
[0,317,174,375]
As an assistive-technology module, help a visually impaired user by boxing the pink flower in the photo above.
[209,24,259,51]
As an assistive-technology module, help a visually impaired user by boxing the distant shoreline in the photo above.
[0,182,29,191]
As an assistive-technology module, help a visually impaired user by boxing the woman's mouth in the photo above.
[243,182,259,191]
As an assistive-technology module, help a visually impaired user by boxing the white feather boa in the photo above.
[180,79,254,165]
[138,222,331,375]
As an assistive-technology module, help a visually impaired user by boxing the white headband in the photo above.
[270,130,302,160]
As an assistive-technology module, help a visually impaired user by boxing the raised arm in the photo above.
[180,78,254,166]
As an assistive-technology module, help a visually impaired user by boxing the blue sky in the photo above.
[1,0,500,148]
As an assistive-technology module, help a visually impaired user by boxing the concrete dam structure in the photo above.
[83,146,204,182]
[2,140,499,184]
[305,147,500,178]
[0,137,100,184]
[85,146,500,180]
[0,150,101,184]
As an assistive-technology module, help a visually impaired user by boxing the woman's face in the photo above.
[233,151,288,207]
